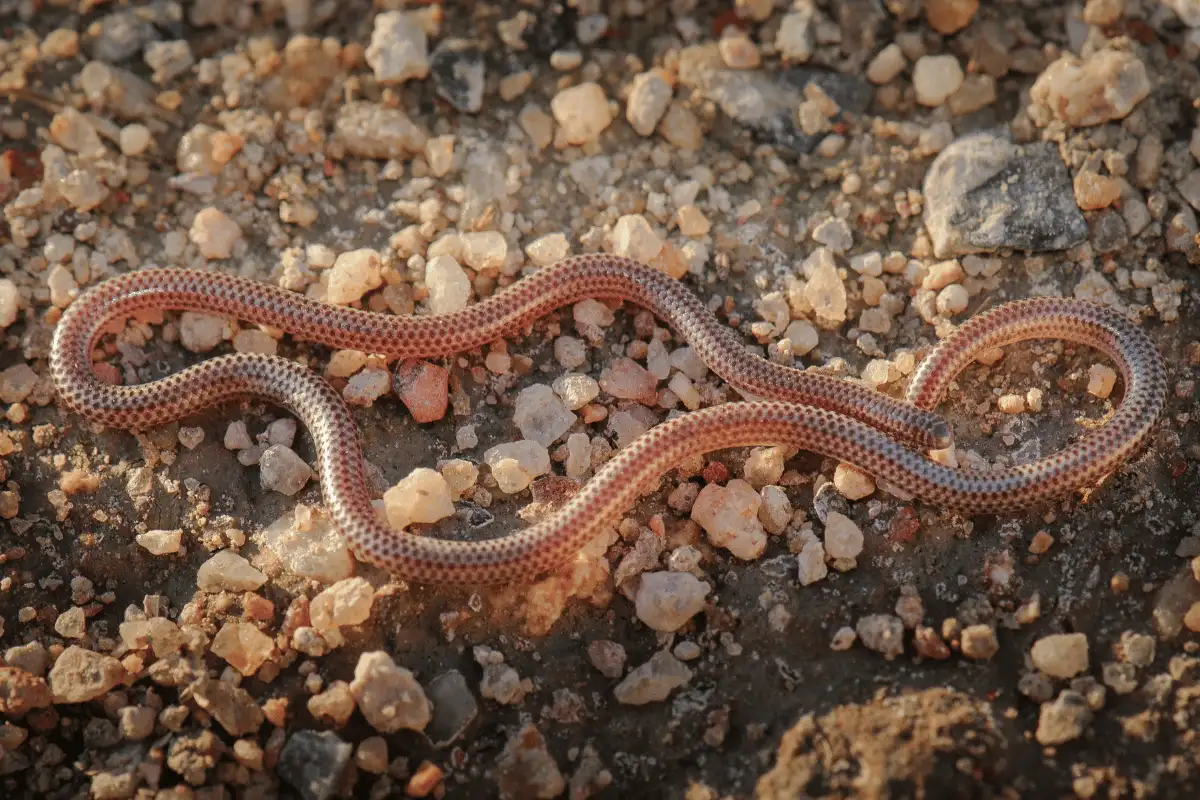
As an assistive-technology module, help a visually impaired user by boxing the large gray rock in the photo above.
[923,130,1087,258]
[677,44,870,155]
[275,731,352,800]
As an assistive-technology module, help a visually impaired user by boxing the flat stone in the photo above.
[426,670,478,746]
[923,131,1087,258]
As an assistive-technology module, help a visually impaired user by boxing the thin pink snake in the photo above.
[49,255,1167,584]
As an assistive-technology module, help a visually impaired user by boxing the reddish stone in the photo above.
[889,506,920,543]
[702,461,729,485]
[393,359,449,423]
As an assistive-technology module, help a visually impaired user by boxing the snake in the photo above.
[48,254,1167,585]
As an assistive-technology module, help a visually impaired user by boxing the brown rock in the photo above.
[394,359,449,423]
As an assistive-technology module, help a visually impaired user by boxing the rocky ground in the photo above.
[1,0,1200,798]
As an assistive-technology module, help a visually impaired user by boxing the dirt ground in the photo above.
[2,1,1200,799]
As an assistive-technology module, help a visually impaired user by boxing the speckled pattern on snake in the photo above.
[48,255,1167,585]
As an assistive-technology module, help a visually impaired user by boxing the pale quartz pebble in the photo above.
[259,507,355,584]
[668,372,701,411]
[782,320,819,356]
[776,7,815,63]
[350,651,432,733]
[922,260,964,290]
[758,485,792,535]
[867,43,905,84]
[197,550,267,592]
[574,299,615,327]
[860,360,895,389]
[311,577,375,636]
[1029,50,1150,127]
[564,432,591,478]
[1027,388,1045,412]
[0,364,37,404]
[383,468,455,530]
[224,421,252,450]
[518,104,555,151]
[850,252,883,277]
[1087,364,1117,398]
[609,214,664,263]
[119,618,184,658]
[327,350,368,378]
[424,254,471,314]
[267,418,297,447]
[625,70,672,137]
[928,446,958,468]
[525,232,570,267]
[960,624,999,660]
[856,614,905,659]
[513,384,576,446]
[483,441,551,494]
[553,374,600,410]
[912,55,964,107]
[613,651,692,705]
[47,265,78,308]
[259,445,313,496]
[646,339,670,380]
[232,329,278,355]
[823,512,864,559]
[936,284,969,316]
[179,313,224,353]
[343,368,391,406]
[830,626,857,650]
[551,82,613,145]
[634,572,711,632]
[1031,633,1089,678]
[136,528,182,555]
[0,279,19,329]
[189,207,242,260]
[719,27,760,69]
[356,737,389,774]
[691,479,768,560]
[439,459,478,499]
[599,358,658,404]
[54,607,86,639]
[803,250,847,328]
[659,103,702,151]
[998,394,1025,414]
[811,219,852,254]
[1036,690,1093,745]
[609,410,651,448]
[833,464,875,500]
[456,425,478,450]
[676,205,710,237]
[424,135,455,177]
[365,11,429,85]
[211,621,275,676]
[743,446,785,487]
[796,530,828,585]
[48,646,125,704]
[454,232,508,271]
[326,249,383,305]
[554,336,587,368]
[670,347,708,381]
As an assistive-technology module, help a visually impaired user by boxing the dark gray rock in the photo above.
[275,731,352,800]
[426,669,478,747]
[922,130,1088,258]
[91,11,158,63]
[678,46,870,155]
[430,39,485,114]
[1090,209,1128,254]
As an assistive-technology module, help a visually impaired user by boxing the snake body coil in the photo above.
[49,256,1167,584]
